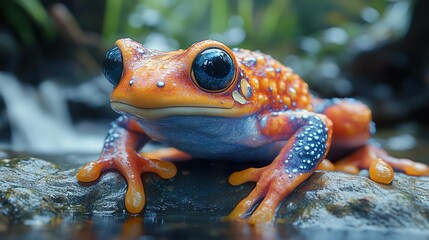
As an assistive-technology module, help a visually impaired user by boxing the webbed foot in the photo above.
[227,162,312,224]
[335,145,429,184]
[77,152,176,213]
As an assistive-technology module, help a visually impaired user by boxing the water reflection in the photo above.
[118,217,145,240]
[4,213,429,240]
[228,221,287,240]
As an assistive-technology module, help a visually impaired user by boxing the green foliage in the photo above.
[0,0,55,45]
[100,0,408,49]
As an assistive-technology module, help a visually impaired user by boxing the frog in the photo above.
[76,38,429,224]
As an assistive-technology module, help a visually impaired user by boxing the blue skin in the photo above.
[112,108,329,177]
[124,114,282,161]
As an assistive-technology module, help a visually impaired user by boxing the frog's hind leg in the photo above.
[227,111,333,224]
[314,98,373,155]
[335,145,429,176]
[315,98,429,176]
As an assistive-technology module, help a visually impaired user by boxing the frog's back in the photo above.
[232,48,313,113]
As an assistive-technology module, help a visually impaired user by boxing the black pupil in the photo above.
[192,48,235,91]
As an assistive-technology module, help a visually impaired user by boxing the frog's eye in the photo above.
[191,48,236,92]
[103,46,123,87]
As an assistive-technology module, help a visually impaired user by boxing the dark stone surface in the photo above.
[279,171,429,229]
[0,152,428,236]
[0,158,62,224]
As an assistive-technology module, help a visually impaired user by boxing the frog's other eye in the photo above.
[103,46,123,87]
[191,48,235,92]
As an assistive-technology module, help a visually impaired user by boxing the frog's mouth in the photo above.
[111,102,243,120]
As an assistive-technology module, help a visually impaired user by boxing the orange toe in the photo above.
[403,162,429,176]
[76,161,104,182]
[145,159,177,179]
[125,180,146,214]
[228,167,266,186]
[369,159,394,184]
[248,206,275,225]
[317,159,335,171]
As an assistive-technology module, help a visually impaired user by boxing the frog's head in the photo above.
[103,38,258,120]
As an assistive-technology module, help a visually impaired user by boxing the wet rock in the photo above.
[0,158,61,224]
[0,157,128,223]
[278,171,429,230]
[0,155,428,232]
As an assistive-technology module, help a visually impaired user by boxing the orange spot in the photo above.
[266,67,275,78]
[282,70,292,81]
[258,94,266,105]
[283,96,291,107]
[292,81,301,91]
[251,77,260,89]
[278,81,286,92]
[256,56,265,65]
[301,86,309,95]
[269,81,277,95]
[261,77,270,90]
[369,159,394,184]
[300,95,309,106]
[287,87,297,100]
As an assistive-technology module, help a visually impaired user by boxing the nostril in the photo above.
[103,46,123,87]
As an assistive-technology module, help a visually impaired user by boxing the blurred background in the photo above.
[0,0,428,155]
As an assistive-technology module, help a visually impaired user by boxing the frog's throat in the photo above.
[111,102,248,119]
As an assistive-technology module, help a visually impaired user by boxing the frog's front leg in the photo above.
[76,116,177,213]
[228,111,333,224]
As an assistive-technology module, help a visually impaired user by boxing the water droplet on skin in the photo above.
[260,116,268,128]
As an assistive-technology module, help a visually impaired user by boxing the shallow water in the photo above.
[3,214,429,240]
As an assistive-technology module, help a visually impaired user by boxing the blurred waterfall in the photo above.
[0,72,105,153]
